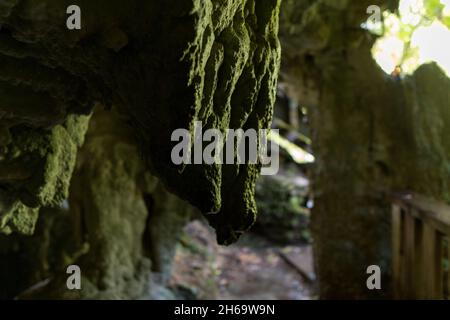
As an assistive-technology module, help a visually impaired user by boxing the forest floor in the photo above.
[169,220,317,300]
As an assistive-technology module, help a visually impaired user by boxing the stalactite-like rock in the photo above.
[0,0,281,244]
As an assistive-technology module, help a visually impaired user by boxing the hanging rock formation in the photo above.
[0,0,281,244]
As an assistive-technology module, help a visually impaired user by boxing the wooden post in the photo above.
[392,205,402,299]
[403,211,416,298]
[447,238,450,299]
[414,218,426,299]
[434,232,444,299]
[422,224,443,299]
[391,193,450,300]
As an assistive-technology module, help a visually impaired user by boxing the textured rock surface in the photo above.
[0,115,90,235]
[0,108,196,299]
[0,0,281,244]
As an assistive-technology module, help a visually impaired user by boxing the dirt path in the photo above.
[170,221,317,300]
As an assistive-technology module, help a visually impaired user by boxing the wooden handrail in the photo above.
[391,192,450,235]
[391,192,450,300]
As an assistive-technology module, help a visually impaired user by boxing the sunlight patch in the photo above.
[371,0,450,76]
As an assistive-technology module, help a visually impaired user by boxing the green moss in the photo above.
[0,114,91,235]
[402,63,450,201]
[0,202,39,235]
[0,0,282,245]
[175,0,282,244]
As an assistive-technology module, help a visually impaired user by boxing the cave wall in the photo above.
[3,0,447,300]
[0,114,90,236]
[0,0,282,298]
[0,107,197,299]
[0,0,282,245]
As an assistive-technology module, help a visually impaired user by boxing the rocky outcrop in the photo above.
[279,0,450,298]
[0,108,196,299]
[0,115,90,235]
[0,0,281,244]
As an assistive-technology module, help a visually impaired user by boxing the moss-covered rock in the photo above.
[278,0,450,299]
[0,107,196,299]
[0,115,90,235]
[0,0,282,245]
[401,63,450,202]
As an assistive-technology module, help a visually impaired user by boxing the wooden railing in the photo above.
[391,192,450,299]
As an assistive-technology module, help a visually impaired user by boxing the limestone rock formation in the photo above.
[0,0,282,244]
[0,107,196,299]
[0,115,90,235]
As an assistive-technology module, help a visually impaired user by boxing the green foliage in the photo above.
[372,0,450,74]
[424,0,445,19]
[255,175,310,244]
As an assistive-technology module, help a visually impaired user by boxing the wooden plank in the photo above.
[277,246,315,284]
[392,204,402,299]
[390,193,450,299]
[422,224,443,299]
[447,239,450,300]
[421,223,435,299]
[434,232,444,299]
[413,218,426,299]
[403,211,416,298]
[391,193,450,235]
